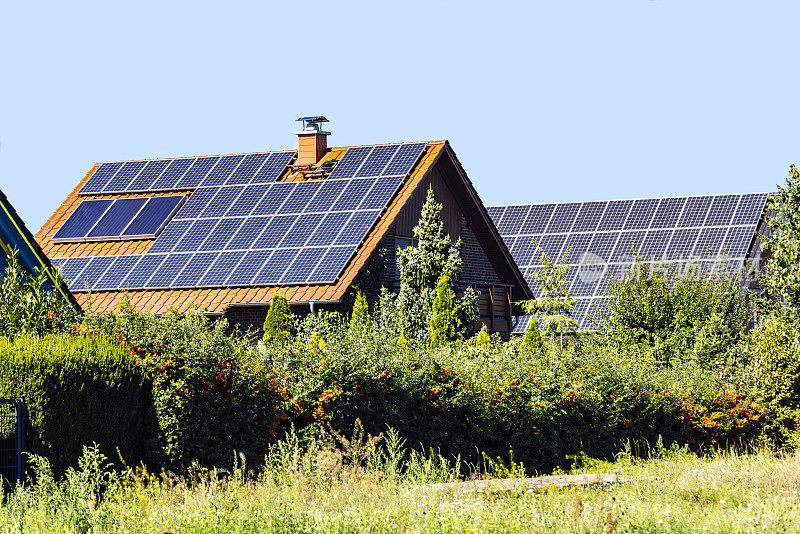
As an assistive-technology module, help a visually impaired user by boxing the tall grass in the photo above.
[3,436,800,533]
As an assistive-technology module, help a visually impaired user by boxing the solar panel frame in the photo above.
[52,199,114,242]
[122,195,186,239]
[86,198,148,240]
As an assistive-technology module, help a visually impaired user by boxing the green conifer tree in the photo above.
[522,318,543,349]
[349,289,371,333]
[395,187,477,341]
[429,273,459,348]
[475,323,493,350]
[519,244,577,345]
[262,293,293,345]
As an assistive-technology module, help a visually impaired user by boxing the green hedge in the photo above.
[0,335,156,476]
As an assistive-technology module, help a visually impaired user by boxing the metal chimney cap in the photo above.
[296,116,329,131]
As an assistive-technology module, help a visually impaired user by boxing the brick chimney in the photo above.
[295,116,330,165]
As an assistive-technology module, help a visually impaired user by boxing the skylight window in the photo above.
[52,195,185,243]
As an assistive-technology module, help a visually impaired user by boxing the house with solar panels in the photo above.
[37,117,531,335]
[0,189,75,306]
[488,193,772,333]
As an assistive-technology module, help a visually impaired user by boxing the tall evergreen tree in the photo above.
[394,187,477,341]
[349,289,371,333]
[262,293,293,345]
[430,273,459,348]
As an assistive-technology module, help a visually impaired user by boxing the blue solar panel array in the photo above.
[53,142,429,291]
[487,193,770,331]
[79,151,297,194]
[53,196,185,242]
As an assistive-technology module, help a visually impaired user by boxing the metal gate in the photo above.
[0,398,26,493]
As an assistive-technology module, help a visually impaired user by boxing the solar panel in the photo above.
[226,153,268,185]
[80,162,124,194]
[152,159,194,190]
[200,253,242,286]
[359,175,405,210]
[96,255,141,290]
[103,161,147,192]
[490,193,770,330]
[178,157,220,188]
[227,250,272,286]
[252,151,295,183]
[59,257,92,290]
[201,155,245,187]
[308,246,353,282]
[63,141,425,291]
[129,160,171,191]
[252,248,300,285]
[382,143,426,176]
[122,254,166,288]
[355,145,400,177]
[172,252,219,287]
[327,146,372,179]
[52,199,114,241]
[79,256,116,290]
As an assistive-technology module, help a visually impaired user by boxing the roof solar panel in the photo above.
[678,196,712,227]
[87,198,148,239]
[510,236,539,267]
[666,228,700,259]
[59,257,92,290]
[359,175,404,210]
[80,256,116,290]
[175,188,219,219]
[308,246,353,283]
[200,217,244,251]
[122,254,167,288]
[306,212,350,247]
[151,158,195,190]
[305,180,347,213]
[129,160,171,191]
[639,229,671,261]
[80,162,125,194]
[625,198,661,230]
[227,250,272,286]
[705,195,738,226]
[497,205,530,235]
[572,202,605,233]
[226,184,270,217]
[147,219,192,254]
[200,252,243,286]
[226,153,268,185]
[53,199,114,241]
[355,144,400,177]
[254,215,297,249]
[611,231,645,262]
[732,193,768,225]
[546,204,580,233]
[201,155,245,187]
[252,151,295,183]
[177,157,220,188]
[103,161,147,192]
[279,247,327,284]
[227,217,269,250]
[334,210,379,246]
[252,248,300,285]
[278,181,321,214]
[96,255,141,290]
[332,179,373,211]
[597,200,632,231]
[200,186,245,218]
[693,227,727,258]
[124,195,185,238]
[172,251,219,287]
[382,143,426,176]
[327,146,372,179]
[173,219,219,253]
[722,226,754,257]
[145,254,189,289]
[520,204,555,234]
[278,213,321,248]
[536,234,566,262]
[252,183,293,215]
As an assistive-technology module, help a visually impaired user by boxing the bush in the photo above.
[263,294,293,345]
[0,334,155,477]
[85,309,286,471]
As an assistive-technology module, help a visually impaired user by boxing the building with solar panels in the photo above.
[488,193,772,334]
[38,118,531,335]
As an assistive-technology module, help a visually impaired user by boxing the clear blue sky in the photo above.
[2,1,798,230]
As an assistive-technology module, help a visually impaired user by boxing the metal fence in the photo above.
[0,398,26,494]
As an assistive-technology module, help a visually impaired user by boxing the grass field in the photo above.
[3,442,800,533]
